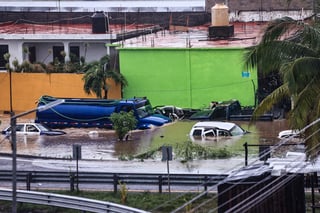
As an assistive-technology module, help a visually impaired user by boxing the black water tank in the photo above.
[91,11,108,33]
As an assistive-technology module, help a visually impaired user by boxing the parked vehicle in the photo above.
[1,123,66,136]
[278,129,301,139]
[189,99,274,121]
[154,105,184,120]
[189,121,247,141]
[153,105,199,120]
[35,95,171,129]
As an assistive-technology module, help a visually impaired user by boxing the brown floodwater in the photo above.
[0,113,291,160]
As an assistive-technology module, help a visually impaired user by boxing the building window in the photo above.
[0,45,9,69]
[70,46,80,63]
[53,46,65,63]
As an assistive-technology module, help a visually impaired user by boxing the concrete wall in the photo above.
[0,73,121,112]
[119,47,257,109]
[207,0,314,22]
[207,0,314,11]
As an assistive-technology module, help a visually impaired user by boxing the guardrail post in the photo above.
[113,174,118,194]
[70,173,75,192]
[158,175,162,193]
[204,175,208,192]
[314,172,318,189]
[26,172,32,190]
[243,142,248,166]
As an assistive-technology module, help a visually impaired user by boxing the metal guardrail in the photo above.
[0,170,228,193]
[0,187,149,213]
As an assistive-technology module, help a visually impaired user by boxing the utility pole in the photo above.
[10,99,65,213]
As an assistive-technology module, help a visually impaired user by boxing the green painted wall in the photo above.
[119,48,257,109]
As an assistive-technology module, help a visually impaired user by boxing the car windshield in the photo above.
[36,123,50,131]
[5,124,24,132]
[13,124,24,132]
[230,125,245,136]
[136,103,154,119]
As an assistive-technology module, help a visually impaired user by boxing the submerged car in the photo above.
[278,129,301,139]
[189,121,247,141]
[154,105,185,120]
[153,105,199,120]
[1,123,66,136]
[189,99,274,121]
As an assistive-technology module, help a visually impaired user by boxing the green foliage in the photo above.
[244,17,320,159]
[109,111,137,141]
[118,154,134,161]
[174,140,232,161]
[119,181,128,204]
[0,191,218,213]
[134,147,160,160]
[133,140,232,161]
[82,55,128,98]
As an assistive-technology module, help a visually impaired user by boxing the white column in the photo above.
[63,41,70,62]
[8,41,24,66]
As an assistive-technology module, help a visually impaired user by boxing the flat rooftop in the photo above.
[0,21,265,48]
[122,22,264,48]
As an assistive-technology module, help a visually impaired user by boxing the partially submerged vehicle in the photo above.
[35,95,171,129]
[189,121,247,141]
[154,105,185,120]
[153,105,200,120]
[278,129,300,139]
[1,123,66,136]
[189,99,274,121]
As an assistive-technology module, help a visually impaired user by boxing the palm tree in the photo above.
[82,55,128,99]
[244,16,320,159]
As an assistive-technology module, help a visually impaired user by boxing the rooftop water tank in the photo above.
[211,3,229,27]
[91,11,108,33]
[208,3,233,38]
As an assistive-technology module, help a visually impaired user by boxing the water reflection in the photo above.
[0,119,289,160]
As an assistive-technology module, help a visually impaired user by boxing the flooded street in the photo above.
[0,114,290,160]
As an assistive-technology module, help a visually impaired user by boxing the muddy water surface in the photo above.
[0,114,290,160]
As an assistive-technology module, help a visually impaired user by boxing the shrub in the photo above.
[110,111,137,141]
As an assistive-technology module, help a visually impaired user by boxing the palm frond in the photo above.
[283,57,320,94]
[245,15,320,160]
[290,77,320,127]
[299,24,320,51]
[261,16,301,43]
[252,84,289,119]
[82,54,128,98]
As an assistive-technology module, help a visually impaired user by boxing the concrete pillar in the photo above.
[8,41,24,66]
[63,41,70,62]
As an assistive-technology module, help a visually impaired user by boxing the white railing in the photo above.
[0,187,149,213]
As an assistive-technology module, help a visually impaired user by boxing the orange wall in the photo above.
[0,73,121,112]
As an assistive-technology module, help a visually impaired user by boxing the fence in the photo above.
[1,170,319,212]
[0,170,228,193]
[243,142,305,166]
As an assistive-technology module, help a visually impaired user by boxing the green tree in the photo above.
[244,17,320,159]
[82,55,128,99]
[109,111,137,141]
